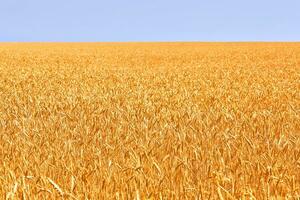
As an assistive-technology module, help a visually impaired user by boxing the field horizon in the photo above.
[0,42,299,199]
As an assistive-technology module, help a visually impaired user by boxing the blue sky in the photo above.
[1,0,299,41]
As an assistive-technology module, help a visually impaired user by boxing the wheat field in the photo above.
[0,43,299,199]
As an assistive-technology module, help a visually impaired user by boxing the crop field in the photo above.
[0,43,299,199]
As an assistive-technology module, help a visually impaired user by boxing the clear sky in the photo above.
[1,0,299,41]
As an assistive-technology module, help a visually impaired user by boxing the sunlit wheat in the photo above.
[0,42,299,199]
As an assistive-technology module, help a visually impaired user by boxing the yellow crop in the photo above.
[0,43,299,199]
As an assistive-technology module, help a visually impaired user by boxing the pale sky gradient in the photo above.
[1,0,299,41]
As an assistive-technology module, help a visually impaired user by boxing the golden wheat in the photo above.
[0,42,299,199]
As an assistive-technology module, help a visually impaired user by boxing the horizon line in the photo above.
[0,41,299,43]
